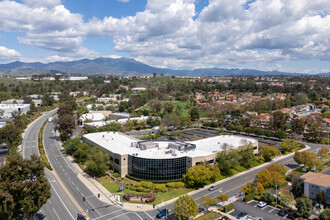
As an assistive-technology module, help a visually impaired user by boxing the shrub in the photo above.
[141,181,154,189]
[235,166,247,172]
[262,192,275,204]
[154,184,166,192]
[136,186,145,192]
[135,182,142,187]
[166,182,185,188]
[113,173,120,178]
[254,195,262,201]
[244,193,255,202]
[218,203,234,213]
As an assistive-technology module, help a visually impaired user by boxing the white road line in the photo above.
[86,200,101,216]
[92,209,123,220]
[144,211,154,219]
[49,181,75,220]
[52,207,60,220]
[107,212,143,220]
[261,206,268,210]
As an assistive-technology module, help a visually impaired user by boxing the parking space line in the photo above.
[268,208,275,213]
[261,206,268,210]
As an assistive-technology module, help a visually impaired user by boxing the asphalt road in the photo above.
[27,111,327,220]
[21,110,79,220]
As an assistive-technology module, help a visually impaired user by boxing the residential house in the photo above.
[300,172,330,205]
[322,118,330,128]
[1,99,24,104]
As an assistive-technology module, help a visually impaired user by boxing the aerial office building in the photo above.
[82,132,258,181]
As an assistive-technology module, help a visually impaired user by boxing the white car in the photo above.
[257,201,267,208]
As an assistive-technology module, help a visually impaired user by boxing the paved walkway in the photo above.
[48,128,312,212]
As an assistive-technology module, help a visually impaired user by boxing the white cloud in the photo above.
[0,0,329,71]
[0,46,21,61]
[117,0,130,3]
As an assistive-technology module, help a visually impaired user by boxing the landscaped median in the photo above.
[39,119,52,170]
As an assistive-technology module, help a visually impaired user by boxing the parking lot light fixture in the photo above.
[275,185,277,208]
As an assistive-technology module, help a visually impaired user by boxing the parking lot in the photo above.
[230,200,286,220]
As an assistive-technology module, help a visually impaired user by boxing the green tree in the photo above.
[292,177,304,197]
[294,151,321,169]
[292,117,305,134]
[270,171,286,187]
[319,209,330,220]
[261,192,275,204]
[271,111,289,130]
[183,165,213,188]
[280,138,300,153]
[216,148,240,176]
[296,196,313,218]
[318,147,329,157]
[85,147,110,177]
[0,154,51,219]
[241,183,255,194]
[217,193,228,203]
[266,164,287,176]
[173,195,198,220]
[274,130,287,139]
[239,144,256,169]
[259,146,280,161]
[200,196,216,211]
[255,169,273,188]
[316,191,327,206]
[278,190,295,208]
[190,107,200,121]
[256,182,264,195]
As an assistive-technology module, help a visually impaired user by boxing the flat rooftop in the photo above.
[83,132,258,159]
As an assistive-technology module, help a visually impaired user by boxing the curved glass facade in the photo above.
[128,155,187,181]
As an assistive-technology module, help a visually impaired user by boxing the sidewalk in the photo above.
[51,131,311,212]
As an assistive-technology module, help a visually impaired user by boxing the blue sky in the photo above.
[0,0,329,74]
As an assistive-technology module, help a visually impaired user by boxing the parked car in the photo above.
[198,207,205,213]
[257,201,267,208]
[245,215,254,220]
[77,213,86,220]
[236,212,247,219]
[287,211,297,220]
[254,217,263,220]
[277,209,288,216]
[208,186,217,191]
[156,209,169,218]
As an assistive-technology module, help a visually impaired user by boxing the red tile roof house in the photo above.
[322,118,330,128]
[300,172,330,205]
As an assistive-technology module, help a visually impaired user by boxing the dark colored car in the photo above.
[287,211,297,220]
[156,209,169,218]
[77,213,86,220]
[236,212,248,219]
[277,209,288,216]
[198,207,205,213]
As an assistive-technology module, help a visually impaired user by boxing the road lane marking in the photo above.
[49,181,75,220]
[92,209,123,220]
[261,206,268,210]
[144,211,154,219]
[53,207,60,220]
[106,212,143,220]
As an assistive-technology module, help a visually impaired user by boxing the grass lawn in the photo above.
[195,212,221,220]
[98,176,193,204]
[161,100,190,117]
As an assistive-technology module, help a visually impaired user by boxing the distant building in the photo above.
[322,118,330,128]
[32,99,43,107]
[1,99,24,104]
[131,87,147,92]
[80,113,106,122]
[300,172,330,205]
[0,104,30,117]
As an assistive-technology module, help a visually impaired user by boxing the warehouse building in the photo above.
[82,132,258,181]
[0,104,30,118]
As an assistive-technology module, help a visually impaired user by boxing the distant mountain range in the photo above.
[0,57,329,76]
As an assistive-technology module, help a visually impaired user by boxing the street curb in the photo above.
[42,121,86,216]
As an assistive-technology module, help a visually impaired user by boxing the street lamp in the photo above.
[275,185,278,208]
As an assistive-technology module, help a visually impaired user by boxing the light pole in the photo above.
[275,185,278,208]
